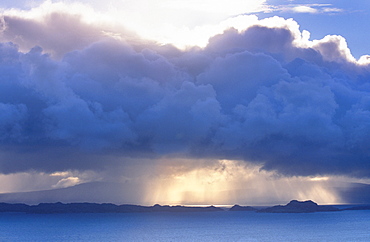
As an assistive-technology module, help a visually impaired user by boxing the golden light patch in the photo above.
[143,159,342,206]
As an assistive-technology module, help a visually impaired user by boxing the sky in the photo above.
[0,0,369,206]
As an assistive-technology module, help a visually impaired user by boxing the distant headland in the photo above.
[257,200,339,213]
[0,200,368,214]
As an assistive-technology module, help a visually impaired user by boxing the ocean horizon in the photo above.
[0,209,369,241]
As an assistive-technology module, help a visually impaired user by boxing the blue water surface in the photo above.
[0,210,369,241]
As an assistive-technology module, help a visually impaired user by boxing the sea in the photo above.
[0,210,369,241]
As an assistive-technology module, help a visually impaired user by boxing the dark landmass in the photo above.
[342,205,370,211]
[0,202,223,214]
[229,204,257,211]
[257,200,340,213]
[0,200,368,214]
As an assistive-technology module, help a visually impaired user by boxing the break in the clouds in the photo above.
[273,3,343,14]
[0,1,370,185]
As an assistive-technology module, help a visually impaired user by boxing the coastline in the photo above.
[0,200,369,214]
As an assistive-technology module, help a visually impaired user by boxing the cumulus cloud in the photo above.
[0,3,369,182]
[0,1,138,58]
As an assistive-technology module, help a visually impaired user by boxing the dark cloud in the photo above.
[335,183,370,204]
[0,9,369,179]
[0,103,27,141]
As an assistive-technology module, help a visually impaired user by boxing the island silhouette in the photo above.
[257,200,339,213]
[0,200,368,213]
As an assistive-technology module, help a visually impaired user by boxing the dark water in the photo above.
[0,210,369,241]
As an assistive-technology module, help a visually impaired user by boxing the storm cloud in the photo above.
[0,6,369,179]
